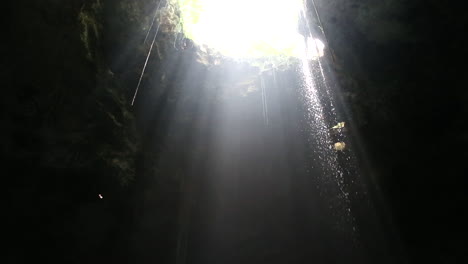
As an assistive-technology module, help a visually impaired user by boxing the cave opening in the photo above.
[6,0,466,263]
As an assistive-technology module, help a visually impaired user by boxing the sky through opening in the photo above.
[177,0,324,61]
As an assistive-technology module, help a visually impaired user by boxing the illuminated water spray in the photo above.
[295,25,364,240]
[293,2,358,232]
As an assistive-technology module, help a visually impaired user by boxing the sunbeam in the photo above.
[8,0,461,263]
[132,0,388,263]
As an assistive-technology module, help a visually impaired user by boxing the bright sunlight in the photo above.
[177,0,324,60]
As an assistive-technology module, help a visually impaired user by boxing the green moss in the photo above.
[79,0,103,61]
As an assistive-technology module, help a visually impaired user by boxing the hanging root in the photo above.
[132,11,163,105]
[144,0,164,44]
[260,75,269,126]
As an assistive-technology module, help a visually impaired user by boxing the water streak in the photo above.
[298,53,355,233]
